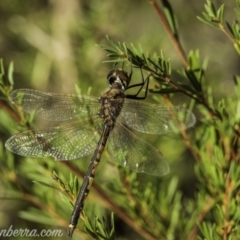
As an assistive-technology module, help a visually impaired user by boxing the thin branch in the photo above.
[218,23,236,44]
[162,96,201,162]
[187,197,215,240]
[143,65,221,119]
[149,0,189,68]
[0,99,20,122]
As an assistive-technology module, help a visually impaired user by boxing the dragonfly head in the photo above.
[107,70,130,90]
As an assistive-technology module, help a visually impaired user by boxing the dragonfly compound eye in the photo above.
[107,75,117,85]
[107,75,126,90]
[107,69,130,90]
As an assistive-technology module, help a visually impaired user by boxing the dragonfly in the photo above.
[5,68,195,237]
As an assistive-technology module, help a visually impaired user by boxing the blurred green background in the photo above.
[0,0,238,95]
[0,0,239,240]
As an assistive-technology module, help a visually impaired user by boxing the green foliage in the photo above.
[0,59,14,95]
[83,213,115,240]
[0,1,240,240]
[197,0,240,55]
[197,0,225,26]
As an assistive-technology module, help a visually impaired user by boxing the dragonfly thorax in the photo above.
[99,88,125,127]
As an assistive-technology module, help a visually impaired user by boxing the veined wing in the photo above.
[108,122,169,176]
[9,89,100,121]
[5,117,102,160]
[118,99,196,134]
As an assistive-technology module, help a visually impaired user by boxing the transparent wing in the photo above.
[118,99,196,134]
[5,117,103,160]
[9,89,100,121]
[107,122,169,176]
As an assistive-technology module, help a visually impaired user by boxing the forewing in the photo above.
[5,118,102,160]
[9,89,100,121]
[118,99,195,134]
[107,122,169,176]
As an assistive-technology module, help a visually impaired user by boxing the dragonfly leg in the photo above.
[126,67,151,100]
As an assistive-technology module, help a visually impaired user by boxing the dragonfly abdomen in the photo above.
[68,124,111,237]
